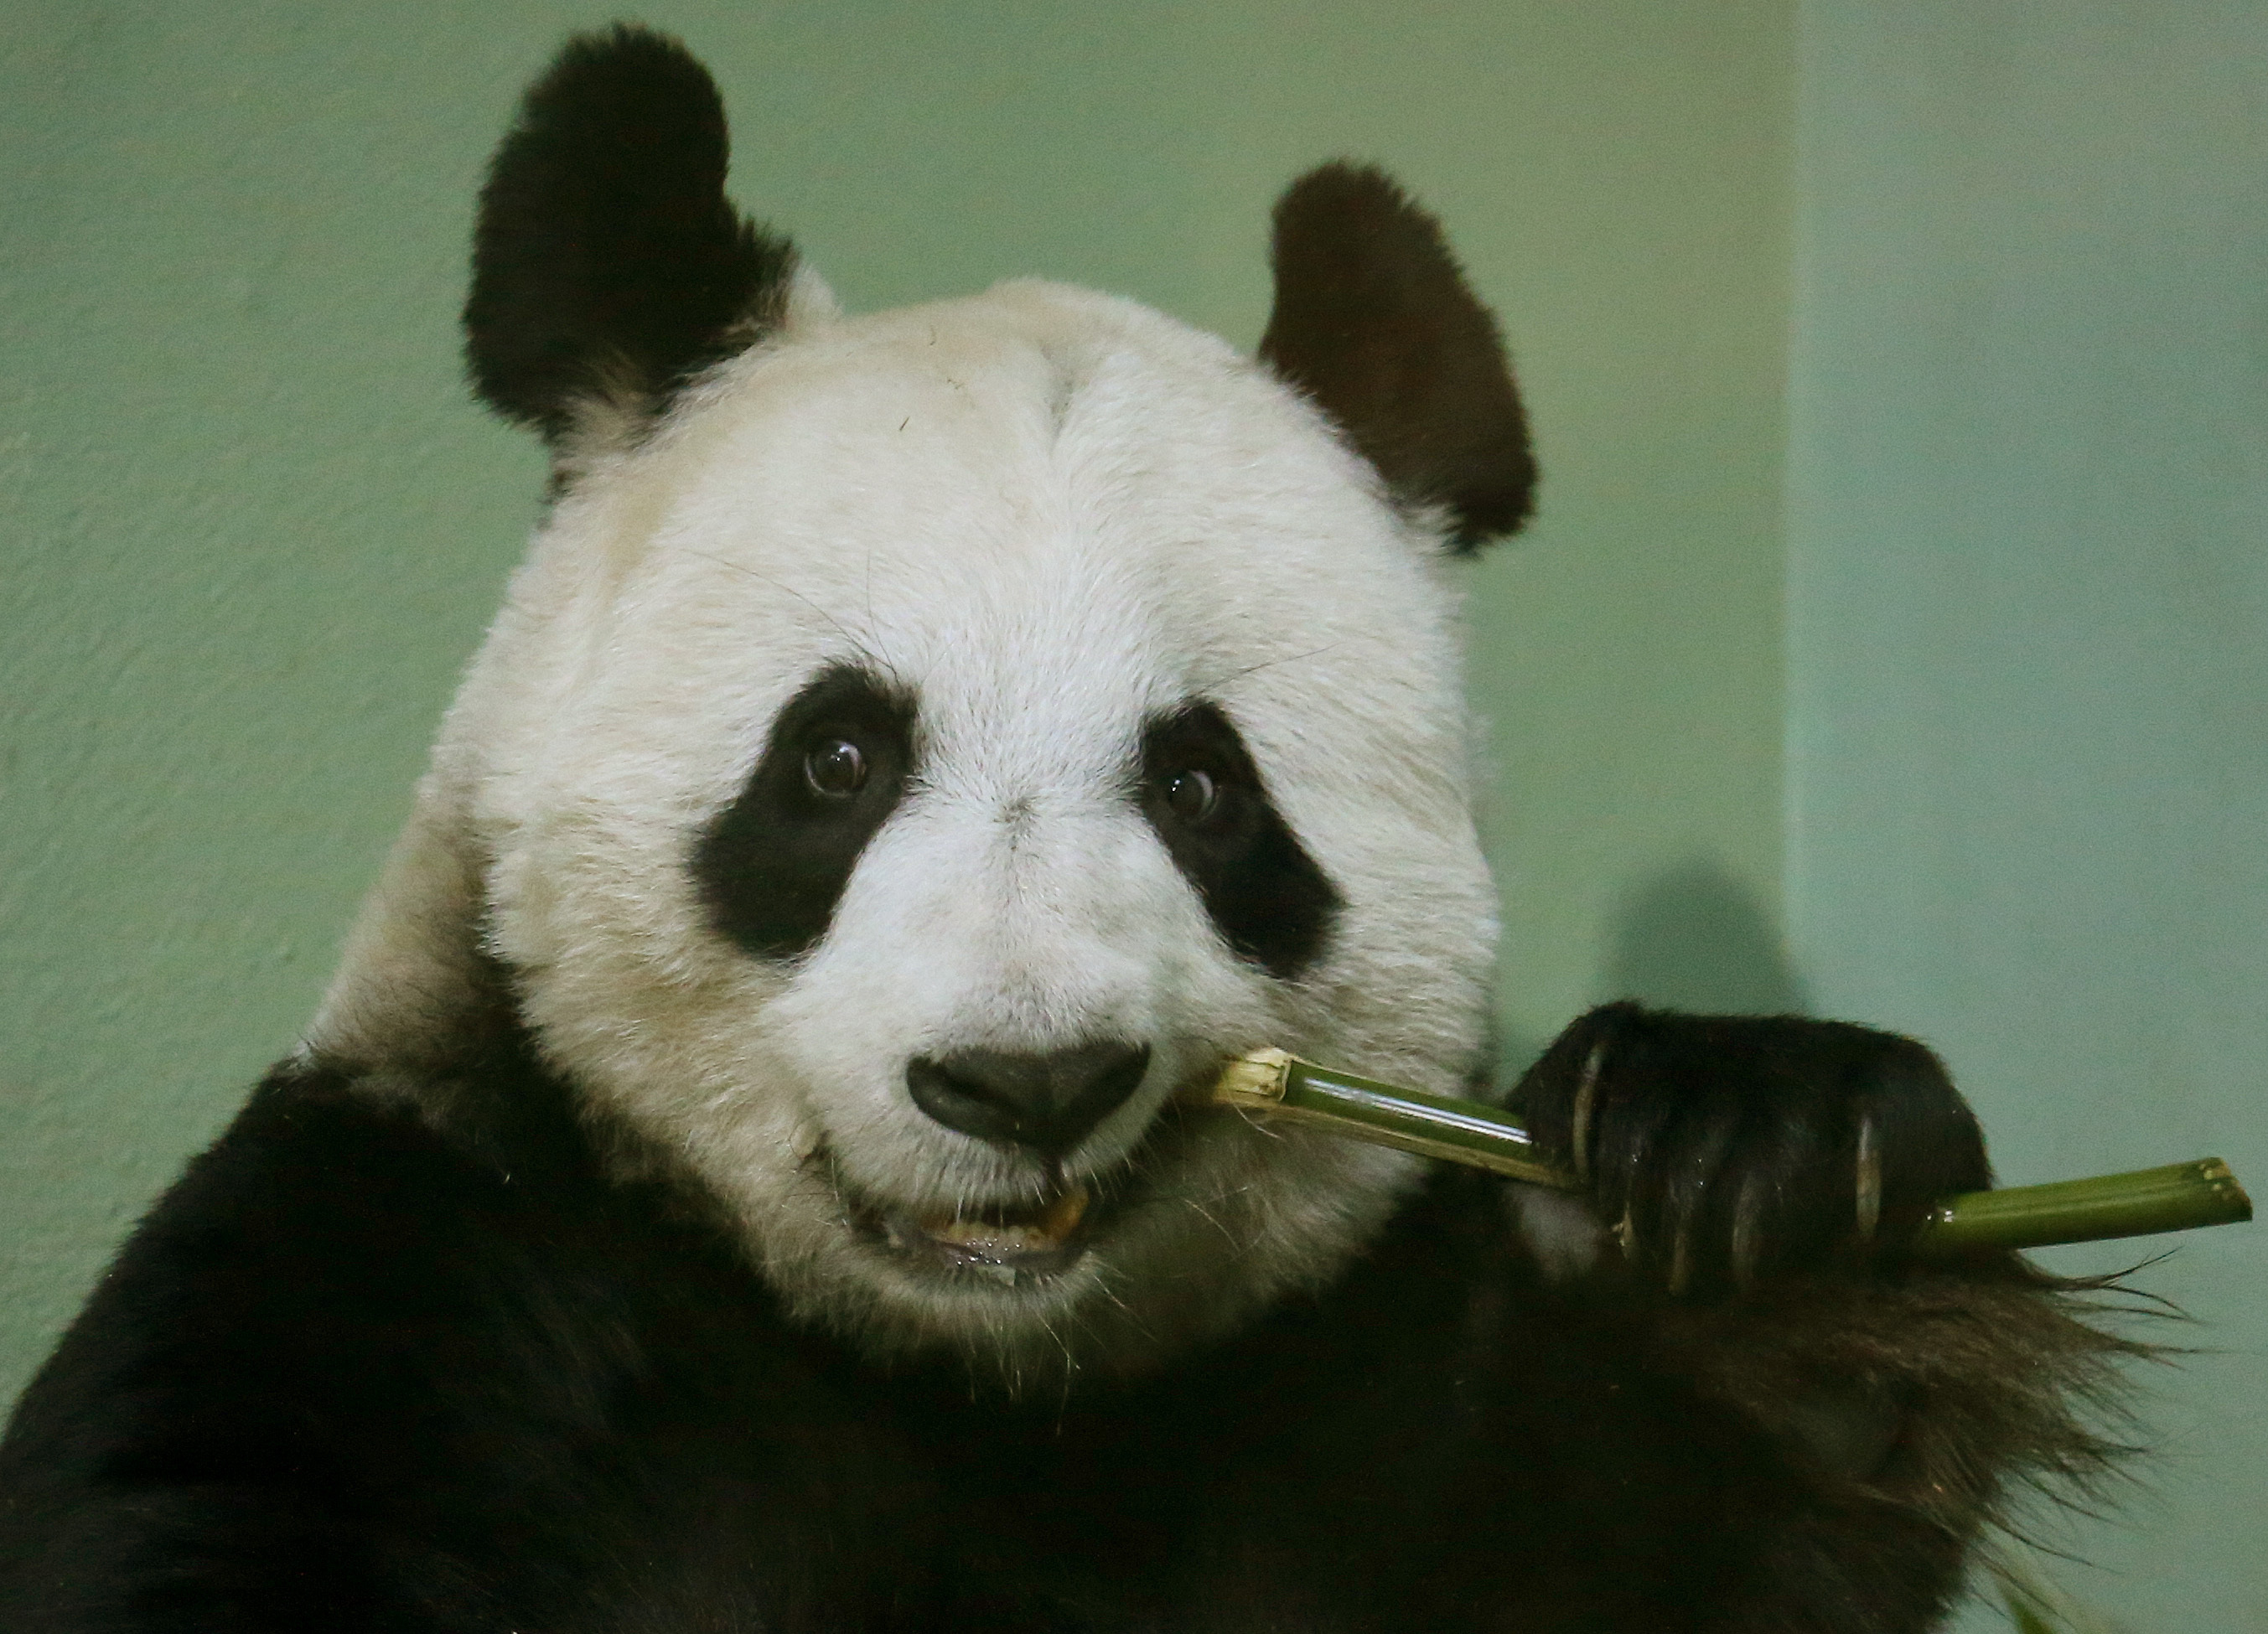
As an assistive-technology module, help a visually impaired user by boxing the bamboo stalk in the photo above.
[1210,1049,2253,1258]
[1913,1157,2250,1254]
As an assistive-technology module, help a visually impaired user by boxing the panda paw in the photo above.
[1515,1003,1992,1298]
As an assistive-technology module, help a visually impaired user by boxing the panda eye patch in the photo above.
[1137,701,1340,980]
[803,737,868,799]
[694,666,917,961]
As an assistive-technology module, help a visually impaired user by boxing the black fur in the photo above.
[0,1013,2136,1631]
[693,664,919,962]
[1138,701,1341,980]
[464,26,799,441]
[1259,163,1537,551]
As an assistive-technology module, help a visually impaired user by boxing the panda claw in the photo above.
[1570,1041,1604,1186]
[1855,1111,1882,1244]
[1730,1171,1765,1292]
[790,1118,824,1164]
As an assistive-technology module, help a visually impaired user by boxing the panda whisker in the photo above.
[1178,1197,1244,1253]
[1089,1275,1137,1320]
[1196,641,1345,692]
[1223,1104,1291,1143]
[675,546,890,675]
[1034,1310,1079,1378]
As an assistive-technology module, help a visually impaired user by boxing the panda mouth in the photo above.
[873,1184,1095,1279]
[830,1099,1205,1286]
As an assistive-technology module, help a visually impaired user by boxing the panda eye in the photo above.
[803,737,868,799]
[1162,768,1219,825]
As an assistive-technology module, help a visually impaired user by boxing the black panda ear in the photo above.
[463,26,799,442]
[1258,163,1536,551]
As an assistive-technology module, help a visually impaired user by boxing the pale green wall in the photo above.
[1,1,1794,1406]
[1789,4,2268,1628]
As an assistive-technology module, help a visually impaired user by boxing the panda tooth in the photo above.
[914,1184,1091,1252]
[1041,1185,1091,1238]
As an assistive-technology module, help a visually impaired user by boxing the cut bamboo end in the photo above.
[1213,1048,1293,1109]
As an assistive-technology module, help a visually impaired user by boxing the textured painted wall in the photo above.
[1789,4,2268,1627]
[0,3,1793,1407]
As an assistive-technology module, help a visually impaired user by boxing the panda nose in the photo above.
[905,1042,1153,1155]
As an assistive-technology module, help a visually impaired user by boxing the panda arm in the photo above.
[0,1063,549,1629]
[0,1055,704,1631]
[1497,1005,2142,1616]
[1101,1161,1984,1632]
[1173,1006,2140,1631]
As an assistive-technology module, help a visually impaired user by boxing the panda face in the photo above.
[455,284,1493,1378]
[308,29,1534,1386]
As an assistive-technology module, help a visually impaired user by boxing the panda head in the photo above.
[308,26,1534,1387]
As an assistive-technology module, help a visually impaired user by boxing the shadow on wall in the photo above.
[1499,861,1809,1084]
[1602,861,1810,1018]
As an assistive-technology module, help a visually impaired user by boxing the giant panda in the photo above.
[0,27,2131,1633]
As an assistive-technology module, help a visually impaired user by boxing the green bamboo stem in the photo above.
[1211,1049,2253,1258]
[1912,1157,2250,1254]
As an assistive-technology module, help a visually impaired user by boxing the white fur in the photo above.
[311,279,1500,1385]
